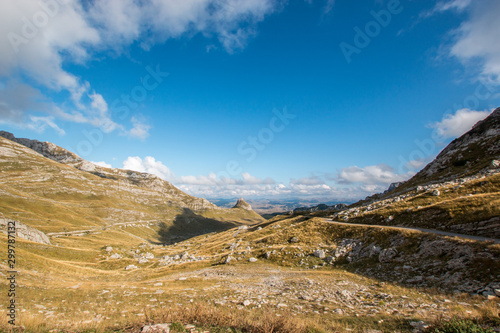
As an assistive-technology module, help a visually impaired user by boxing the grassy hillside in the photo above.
[1,214,499,332]
[332,172,500,238]
[0,135,264,242]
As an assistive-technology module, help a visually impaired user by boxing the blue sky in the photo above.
[1,0,499,201]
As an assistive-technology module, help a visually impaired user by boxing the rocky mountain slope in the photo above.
[0,124,499,332]
[323,108,500,238]
[0,131,264,242]
[382,107,500,199]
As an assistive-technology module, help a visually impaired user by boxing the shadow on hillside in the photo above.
[157,208,236,245]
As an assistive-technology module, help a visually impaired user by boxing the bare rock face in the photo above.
[0,218,51,245]
[399,107,500,190]
[232,198,252,210]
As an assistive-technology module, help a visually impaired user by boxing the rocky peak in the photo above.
[374,107,500,200]
[0,131,82,166]
[411,107,499,182]
[233,198,252,210]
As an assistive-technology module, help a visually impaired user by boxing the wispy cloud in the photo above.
[422,0,500,83]
[0,0,279,135]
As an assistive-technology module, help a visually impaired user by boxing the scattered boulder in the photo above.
[109,253,122,259]
[290,237,299,243]
[378,248,397,263]
[142,323,170,333]
[105,246,113,253]
[313,249,326,259]
[248,257,258,263]
[491,160,500,169]
[325,256,335,263]
[265,251,272,259]
[432,189,440,196]
[125,265,138,270]
[224,255,234,264]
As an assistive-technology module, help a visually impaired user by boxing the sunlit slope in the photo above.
[0,135,263,239]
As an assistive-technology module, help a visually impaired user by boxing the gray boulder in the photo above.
[378,248,398,263]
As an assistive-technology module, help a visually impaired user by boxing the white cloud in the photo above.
[241,172,275,185]
[122,156,173,180]
[429,108,491,139]
[27,116,66,136]
[428,0,472,14]
[405,159,428,170]
[337,164,412,186]
[426,0,500,82]
[92,161,112,168]
[0,0,278,135]
[449,1,500,82]
[128,117,151,140]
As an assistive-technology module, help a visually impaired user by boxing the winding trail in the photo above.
[322,218,500,244]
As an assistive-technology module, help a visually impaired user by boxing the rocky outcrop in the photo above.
[0,131,221,213]
[0,217,51,245]
[232,198,252,210]
[385,107,500,198]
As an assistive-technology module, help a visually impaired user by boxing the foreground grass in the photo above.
[1,301,499,333]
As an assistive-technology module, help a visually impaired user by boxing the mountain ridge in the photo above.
[0,131,264,241]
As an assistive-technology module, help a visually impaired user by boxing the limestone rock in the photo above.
[313,249,326,259]
[378,248,397,263]
[0,218,51,245]
[142,323,170,333]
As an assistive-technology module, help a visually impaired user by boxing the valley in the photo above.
[1,107,500,333]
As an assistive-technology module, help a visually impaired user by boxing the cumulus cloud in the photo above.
[0,0,278,135]
[122,156,173,180]
[92,161,112,168]
[337,164,411,186]
[429,108,491,139]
